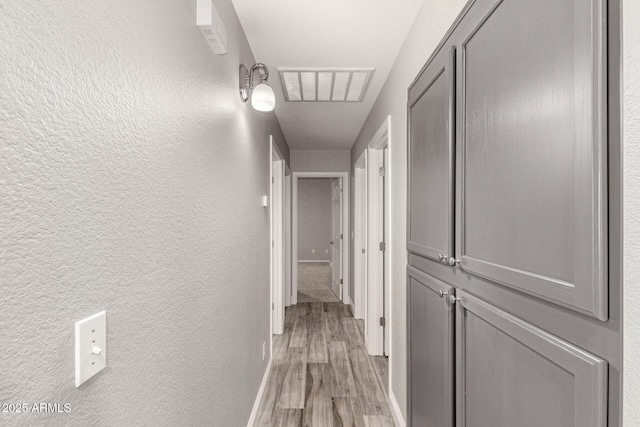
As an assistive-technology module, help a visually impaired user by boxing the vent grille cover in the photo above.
[277,68,374,102]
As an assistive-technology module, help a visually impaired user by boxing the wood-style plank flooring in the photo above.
[255,303,394,427]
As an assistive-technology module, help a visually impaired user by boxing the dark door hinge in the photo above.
[379,317,386,327]
[340,279,343,284]
[379,166,385,177]
[379,242,386,252]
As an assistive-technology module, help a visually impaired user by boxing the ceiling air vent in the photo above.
[277,68,374,102]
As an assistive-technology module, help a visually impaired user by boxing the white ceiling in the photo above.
[231,0,424,150]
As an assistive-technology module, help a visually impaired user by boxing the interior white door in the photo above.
[331,179,342,299]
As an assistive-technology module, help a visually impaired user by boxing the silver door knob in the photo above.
[438,290,447,298]
[438,253,447,263]
[449,257,460,267]
[449,295,460,305]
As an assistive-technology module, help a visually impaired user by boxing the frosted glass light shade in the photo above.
[251,83,276,112]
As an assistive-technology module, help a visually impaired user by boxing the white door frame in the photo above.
[354,152,367,320]
[270,137,285,343]
[330,179,343,298]
[365,116,391,356]
[284,172,292,307]
[292,172,350,306]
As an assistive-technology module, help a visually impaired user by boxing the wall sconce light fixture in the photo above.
[240,63,276,112]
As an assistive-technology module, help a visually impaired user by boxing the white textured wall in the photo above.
[624,0,640,425]
[0,0,289,425]
[349,0,466,420]
[291,150,351,172]
[298,179,332,261]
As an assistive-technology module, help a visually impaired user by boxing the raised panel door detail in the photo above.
[456,290,607,427]
[408,266,455,427]
[456,0,607,319]
[408,47,455,263]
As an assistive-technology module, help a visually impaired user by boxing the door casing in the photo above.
[270,137,285,345]
[366,116,391,357]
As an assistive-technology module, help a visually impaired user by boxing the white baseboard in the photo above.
[344,295,352,306]
[389,389,406,427]
[297,260,331,263]
[247,358,272,427]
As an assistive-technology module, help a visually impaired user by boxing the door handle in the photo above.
[438,290,448,298]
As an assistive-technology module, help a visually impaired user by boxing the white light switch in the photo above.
[75,311,106,387]
[262,195,269,207]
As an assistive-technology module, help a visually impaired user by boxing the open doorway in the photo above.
[292,172,350,306]
[296,178,338,303]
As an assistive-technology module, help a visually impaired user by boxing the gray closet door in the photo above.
[408,266,455,427]
[454,0,608,319]
[455,290,607,427]
[408,46,456,264]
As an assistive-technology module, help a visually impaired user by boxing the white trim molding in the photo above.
[365,116,391,356]
[293,172,350,306]
[353,150,367,320]
[344,295,352,307]
[270,137,285,343]
[246,359,272,427]
[388,388,406,427]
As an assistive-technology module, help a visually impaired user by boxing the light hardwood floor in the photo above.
[255,303,394,427]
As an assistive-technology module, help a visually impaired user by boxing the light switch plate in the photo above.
[262,195,269,207]
[75,311,106,387]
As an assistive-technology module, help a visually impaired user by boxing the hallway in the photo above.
[255,303,392,426]
[1,0,638,426]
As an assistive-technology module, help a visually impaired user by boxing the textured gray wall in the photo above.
[291,150,350,172]
[0,0,288,425]
[624,0,640,424]
[297,179,332,261]
[349,0,466,420]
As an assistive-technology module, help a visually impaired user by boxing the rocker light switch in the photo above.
[75,311,106,387]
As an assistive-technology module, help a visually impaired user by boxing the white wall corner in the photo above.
[246,359,272,427]
[388,388,406,427]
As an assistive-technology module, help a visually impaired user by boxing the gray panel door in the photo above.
[408,46,456,264]
[408,266,455,427]
[455,0,608,319]
[455,290,607,427]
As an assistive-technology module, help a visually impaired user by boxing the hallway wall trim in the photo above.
[246,359,273,427]
[389,388,406,427]
[292,172,350,306]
